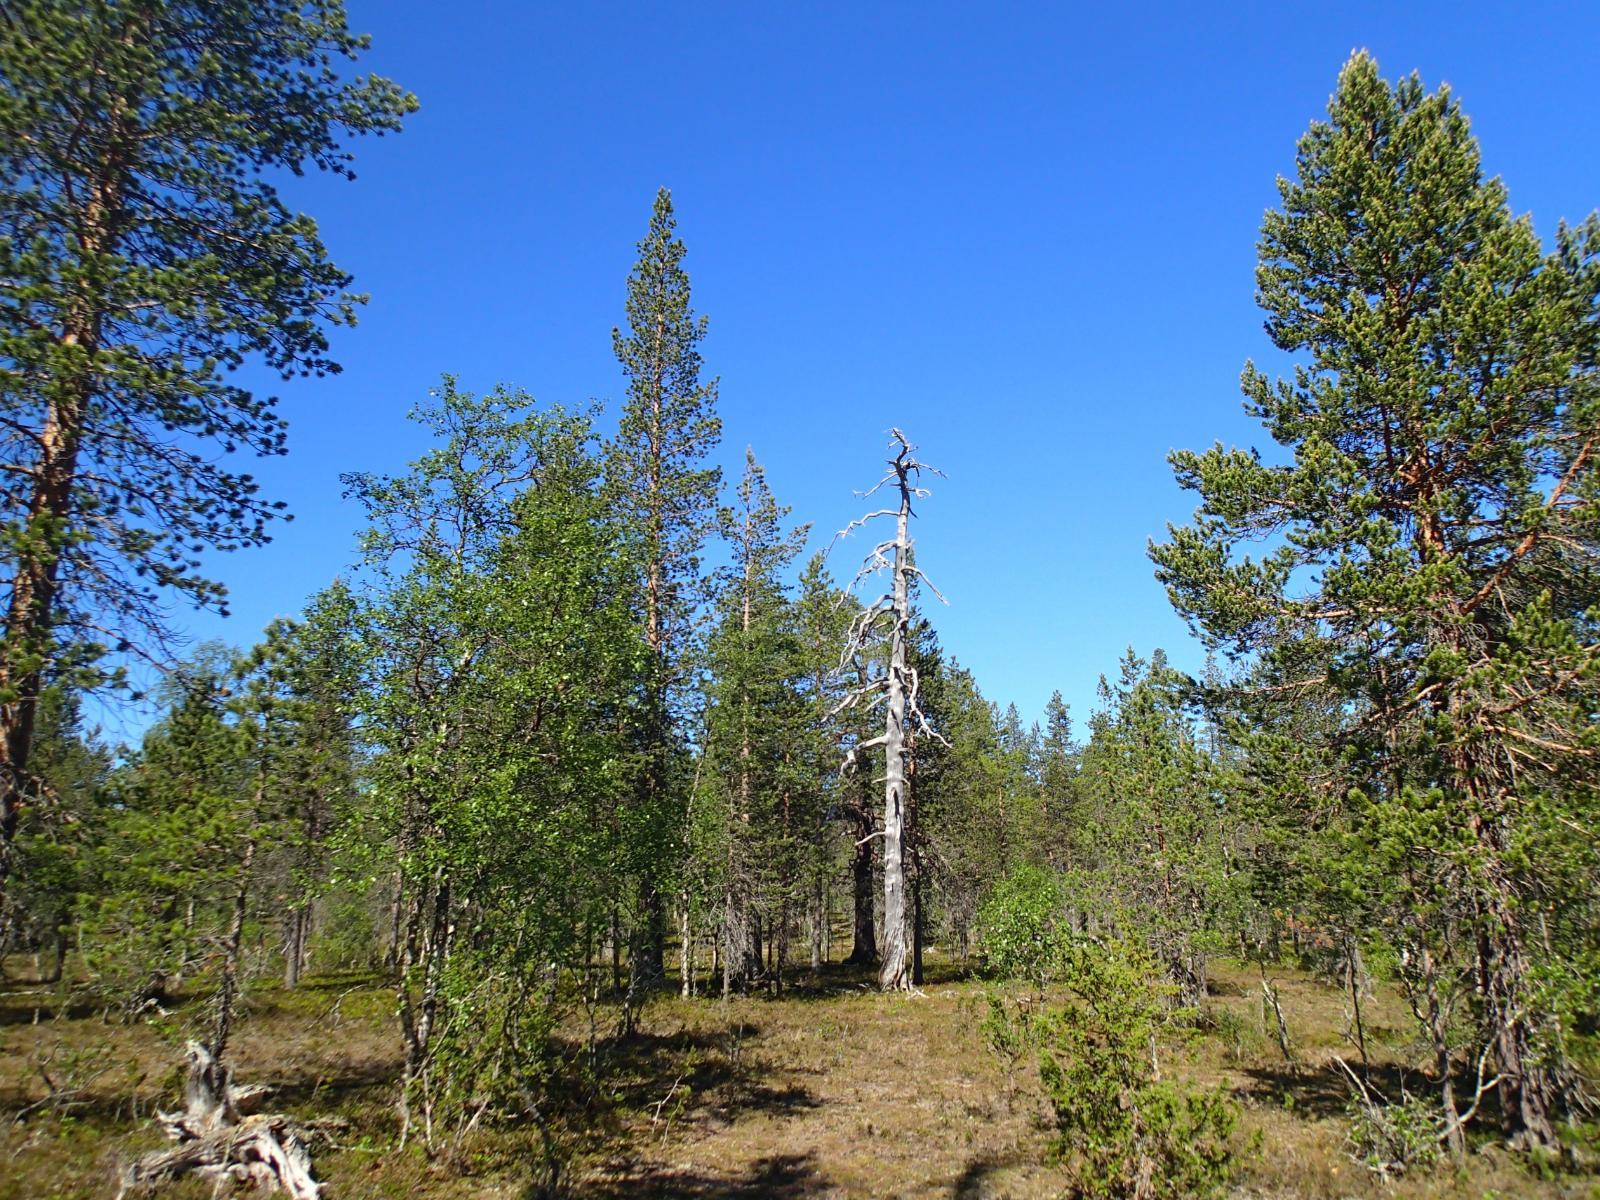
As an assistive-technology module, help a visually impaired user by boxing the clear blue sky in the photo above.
[164,0,1598,739]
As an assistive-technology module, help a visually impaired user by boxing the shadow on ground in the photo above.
[573,1151,837,1198]
[1237,1058,1473,1123]
[949,1150,1031,1199]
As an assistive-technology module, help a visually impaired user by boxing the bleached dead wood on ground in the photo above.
[119,1042,345,1200]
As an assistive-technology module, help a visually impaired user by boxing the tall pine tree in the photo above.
[606,189,723,986]
[0,0,413,911]
[1152,52,1600,1149]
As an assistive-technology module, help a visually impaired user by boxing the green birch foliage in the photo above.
[1151,51,1600,1145]
[344,381,639,1145]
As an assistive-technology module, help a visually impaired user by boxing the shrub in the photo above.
[985,938,1250,1199]
[977,864,1073,989]
[1344,1090,1441,1179]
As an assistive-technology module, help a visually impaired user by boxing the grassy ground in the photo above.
[1,956,1594,1198]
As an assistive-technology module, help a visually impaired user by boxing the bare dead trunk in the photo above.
[121,1042,338,1200]
[834,431,942,992]
[1343,932,1370,1073]
[878,483,913,992]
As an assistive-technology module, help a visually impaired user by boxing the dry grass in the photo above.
[1,956,1594,1199]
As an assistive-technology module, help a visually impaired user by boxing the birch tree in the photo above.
[833,431,945,992]
[345,381,638,1145]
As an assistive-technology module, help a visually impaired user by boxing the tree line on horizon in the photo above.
[0,2,1596,1190]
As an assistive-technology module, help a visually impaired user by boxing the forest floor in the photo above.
[1,956,1594,1199]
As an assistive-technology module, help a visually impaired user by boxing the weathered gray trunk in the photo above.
[835,430,942,993]
[679,903,693,998]
[121,1042,335,1200]
[879,496,912,992]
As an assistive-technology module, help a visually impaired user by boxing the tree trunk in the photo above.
[0,62,138,918]
[810,876,824,971]
[213,838,255,1062]
[123,1042,335,1200]
[284,904,309,990]
[396,871,452,1149]
[609,906,622,995]
[679,904,693,998]
[911,857,924,987]
[878,483,913,992]
[847,801,877,966]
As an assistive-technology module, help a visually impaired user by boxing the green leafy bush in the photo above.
[977,864,1072,988]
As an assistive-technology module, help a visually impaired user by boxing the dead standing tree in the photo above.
[832,431,946,992]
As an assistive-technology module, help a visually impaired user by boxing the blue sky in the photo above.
[157,0,1598,740]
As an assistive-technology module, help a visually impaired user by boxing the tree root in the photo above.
[119,1042,346,1200]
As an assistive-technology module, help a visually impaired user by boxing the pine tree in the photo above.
[0,0,414,911]
[606,188,723,986]
[701,449,806,994]
[793,552,852,971]
[79,645,256,1019]
[1038,690,1080,871]
[3,685,111,981]
[1075,650,1236,1006]
[1151,51,1600,1149]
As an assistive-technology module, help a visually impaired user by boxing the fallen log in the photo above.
[119,1042,345,1200]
